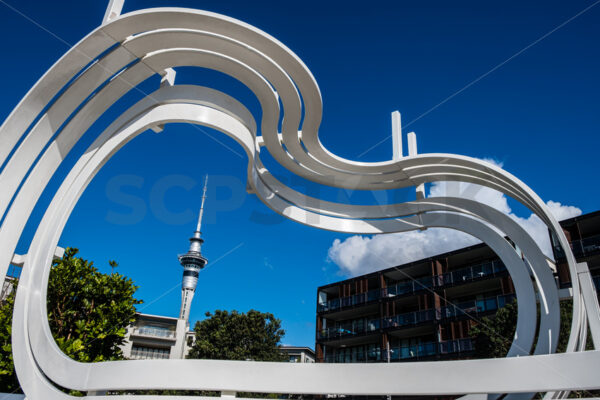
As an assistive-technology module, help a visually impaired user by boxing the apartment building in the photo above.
[281,346,316,363]
[316,210,600,364]
[551,210,600,289]
[121,313,194,360]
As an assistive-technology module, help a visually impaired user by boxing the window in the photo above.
[131,345,170,360]
[136,324,175,338]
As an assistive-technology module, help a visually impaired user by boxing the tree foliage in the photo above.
[0,247,142,392]
[188,309,286,362]
[0,285,19,392]
[469,300,518,358]
[469,299,587,358]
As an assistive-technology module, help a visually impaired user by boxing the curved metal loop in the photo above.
[0,6,593,400]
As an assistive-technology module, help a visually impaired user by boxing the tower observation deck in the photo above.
[178,175,209,323]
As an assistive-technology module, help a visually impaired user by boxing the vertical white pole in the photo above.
[407,132,425,200]
[160,68,177,87]
[102,0,125,25]
[391,111,402,160]
[577,262,600,346]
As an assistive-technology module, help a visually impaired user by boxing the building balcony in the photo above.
[381,276,433,298]
[554,234,600,260]
[318,309,435,343]
[382,309,436,330]
[318,260,507,315]
[318,294,514,344]
[131,326,177,340]
[322,338,474,363]
[438,293,516,320]
[434,260,506,288]
[317,288,380,313]
[318,318,381,341]
[388,338,474,361]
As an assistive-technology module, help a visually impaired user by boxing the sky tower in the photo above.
[178,175,209,323]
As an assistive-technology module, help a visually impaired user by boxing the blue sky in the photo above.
[1,0,599,348]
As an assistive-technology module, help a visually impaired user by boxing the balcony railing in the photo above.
[439,294,516,320]
[434,260,506,287]
[382,308,436,329]
[323,338,474,363]
[318,260,507,313]
[382,276,433,298]
[318,295,515,342]
[132,326,176,339]
[317,288,380,313]
[554,234,600,260]
[318,318,381,340]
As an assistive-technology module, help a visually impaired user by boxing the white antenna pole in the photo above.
[102,0,124,24]
[391,111,402,160]
[196,175,208,232]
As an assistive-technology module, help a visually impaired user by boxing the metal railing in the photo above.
[318,294,515,342]
[382,276,433,298]
[439,293,516,320]
[323,338,474,363]
[132,326,176,339]
[554,234,600,259]
[318,260,507,313]
[317,288,380,313]
[434,260,506,287]
[318,309,435,341]
[382,308,436,329]
[318,318,381,340]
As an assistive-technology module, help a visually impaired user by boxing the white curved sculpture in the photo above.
[0,4,598,400]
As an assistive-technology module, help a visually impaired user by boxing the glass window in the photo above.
[131,345,170,360]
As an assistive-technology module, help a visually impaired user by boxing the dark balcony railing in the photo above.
[439,293,516,320]
[554,234,600,260]
[317,288,381,313]
[322,338,474,363]
[389,338,474,361]
[318,308,435,341]
[318,294,515,342]
[318,260,507,314]
[382,308,436,329]
[323,346,383,363]
[388,341,437,360]
[318,318,381,340]
[434,260,506,287]
[382,276,433,297]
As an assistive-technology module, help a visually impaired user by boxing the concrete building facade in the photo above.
[121,313,194,360]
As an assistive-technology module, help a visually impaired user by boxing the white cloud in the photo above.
[327,159,582,277]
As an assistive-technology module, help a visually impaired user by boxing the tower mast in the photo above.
[178,175,209,323]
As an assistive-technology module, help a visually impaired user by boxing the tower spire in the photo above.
[196,175,208,233]
[178,175,209,323]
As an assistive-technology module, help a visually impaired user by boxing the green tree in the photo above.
[468,299,588,358]
[469,300,518,358]
[0,284,19,392]
[48,247,142,362]
[109,260,119,274]
[469,299,597,398]
[188,309,286,362]
[0,247,142,392]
